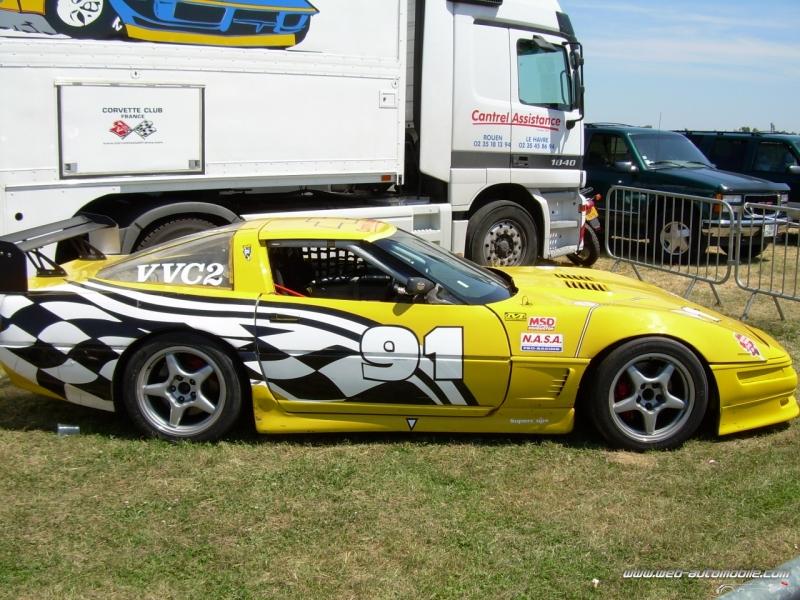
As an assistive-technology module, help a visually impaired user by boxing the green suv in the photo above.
[584,124,789,261]
[683,131,800,204]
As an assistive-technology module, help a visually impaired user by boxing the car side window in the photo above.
[98,230,234,288]
[710,138,748,171]
[268,243,397,302]
[754,142,797,173]
[586,134,631,167]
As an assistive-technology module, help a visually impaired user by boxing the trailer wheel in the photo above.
[466,201,538,266]
[136,218,218,251]
[45,0,120,38]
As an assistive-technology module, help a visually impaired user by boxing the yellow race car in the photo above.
[0,215,796,450]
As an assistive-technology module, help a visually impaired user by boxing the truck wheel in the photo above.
[45,0,120,38]
[136,218,217,251]
[568,226,600,267]
[122,333,243,442]
[466,201,538,266]
[588,337,708,451]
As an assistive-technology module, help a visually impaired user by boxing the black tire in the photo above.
[568,226,600,267]
[647,201,708,264]
[122,333,243,442]
[466,201,538,266]
[587,337,708,451]
[45,0,120,38]
[136,218,217,251]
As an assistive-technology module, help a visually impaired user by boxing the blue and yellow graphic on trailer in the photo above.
[0,0,317,47]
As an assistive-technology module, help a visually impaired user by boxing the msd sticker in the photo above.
[528,316,557,331]
[735,333,762,358]
[521,332,564,353]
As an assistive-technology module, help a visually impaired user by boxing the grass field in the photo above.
[1,255,798,600]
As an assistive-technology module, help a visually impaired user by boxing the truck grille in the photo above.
[744,194,779,205]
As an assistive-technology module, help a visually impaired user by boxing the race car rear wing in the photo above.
[0,214,116,293]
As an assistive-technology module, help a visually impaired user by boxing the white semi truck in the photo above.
[0,0,585,265]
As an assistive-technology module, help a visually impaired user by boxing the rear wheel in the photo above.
[466,201,538,266]
[122,333,243,442]
[136,218,217,251]
[588,337,708,451]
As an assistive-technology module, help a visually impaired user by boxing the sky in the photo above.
[558,0,800,132]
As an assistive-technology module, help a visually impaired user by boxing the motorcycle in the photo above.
[568,188,602,268]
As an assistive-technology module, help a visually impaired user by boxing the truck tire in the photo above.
[466,201,538,266]
[136,218,217,251]
[45,0,120,38]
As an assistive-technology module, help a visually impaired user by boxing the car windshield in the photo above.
[630,133,712,169]
[374,230,514,304]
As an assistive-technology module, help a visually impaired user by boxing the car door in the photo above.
[255,241,511,418]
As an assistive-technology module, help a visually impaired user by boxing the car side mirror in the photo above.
[614,161,638,173]
[788,165,800,175]
[405,277,435,296]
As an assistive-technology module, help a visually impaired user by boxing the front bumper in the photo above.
[713,357,799,436]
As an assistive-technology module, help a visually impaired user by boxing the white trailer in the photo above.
[0,0,585,265]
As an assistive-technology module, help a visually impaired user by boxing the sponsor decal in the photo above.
[136,263,225,286]
[527,316,557,331]
[243,245,252,261]
[521,332,564,353]
[109,119,157,140]
[504,312,527,322]
[471,109,563,132]
[734,333,762,358]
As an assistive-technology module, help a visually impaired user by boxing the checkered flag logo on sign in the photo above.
[133,120,157,139]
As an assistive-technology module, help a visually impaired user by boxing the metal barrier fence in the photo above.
[735,202,800,319]
[604,187,799,317]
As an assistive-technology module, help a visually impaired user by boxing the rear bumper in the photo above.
[713,358,799,436]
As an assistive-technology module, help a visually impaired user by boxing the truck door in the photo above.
[509,29,583,189]
[450,14,512,179]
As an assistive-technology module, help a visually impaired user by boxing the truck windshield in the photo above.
[374,231,514,305]
[631,133,712,169]
[517,39,573,111]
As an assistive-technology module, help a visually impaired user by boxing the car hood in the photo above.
[489,266,787,361]
[648,166,788,194]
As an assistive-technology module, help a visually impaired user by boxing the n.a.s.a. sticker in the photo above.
[521,332,564,352]
[734,333,762,358]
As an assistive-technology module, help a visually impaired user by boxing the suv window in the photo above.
[753,142,797,173]
[586,134,631,167]
[710,138,748,171]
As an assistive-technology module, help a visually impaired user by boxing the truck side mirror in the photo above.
[788,165,800,175]
[614,161,638,173]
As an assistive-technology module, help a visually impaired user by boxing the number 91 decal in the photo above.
[360,326,463,382]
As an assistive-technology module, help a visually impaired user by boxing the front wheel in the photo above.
[466,201,538,266]
[648,203,708,264]
[121,333,244,442]
[45,0,120,38]
[568,226,600,267]
[588,337,709,451]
